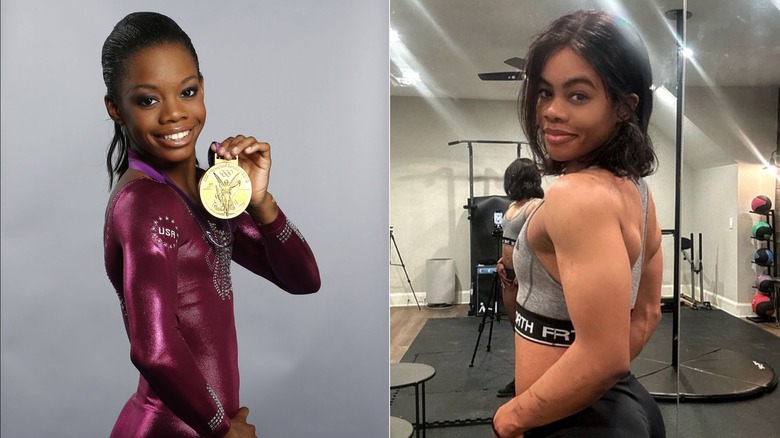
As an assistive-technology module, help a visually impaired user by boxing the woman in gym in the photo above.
[492,10,665,437]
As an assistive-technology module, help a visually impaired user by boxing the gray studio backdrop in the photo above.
[1,1,389,436]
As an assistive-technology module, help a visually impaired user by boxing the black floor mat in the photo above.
[391,308,780,437]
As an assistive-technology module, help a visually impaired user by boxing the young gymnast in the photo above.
[102,12,320,437]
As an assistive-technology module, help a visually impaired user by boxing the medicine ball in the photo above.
[753,248,774,266]
[752,221,773,241]
[751,292,775,318]
[751,195,772,214]
[756,274,775,294]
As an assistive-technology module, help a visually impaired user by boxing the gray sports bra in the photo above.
[512,178,649,347]
[502,199,542,246]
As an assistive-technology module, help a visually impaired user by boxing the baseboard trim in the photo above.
[662,285,754,317]
[390,287,756,316]
[390,290,471,307]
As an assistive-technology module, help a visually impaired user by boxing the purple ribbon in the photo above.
[127,148,234,247]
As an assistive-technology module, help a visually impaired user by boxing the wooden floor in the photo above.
[754,318,780,337]
[390,304,469,363]
[390,304,779,363]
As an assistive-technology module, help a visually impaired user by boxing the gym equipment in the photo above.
[752,221,773,241]
[680,233,711,310]
[390,227,421,309]
[449,139,525,367]
[751,195,773,214]
[756,274,774,295]
[449,139,522,316]
[469,229,503,367]
[746,195,778,327]
[752,292,775,318]
[753,248,774,267]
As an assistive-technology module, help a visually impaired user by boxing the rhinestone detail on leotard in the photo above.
[205,222,233,300]
[206,385,225,431]
[276,218,304,243]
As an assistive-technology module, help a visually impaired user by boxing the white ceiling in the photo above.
[390,0,780,168]
[390,0,780,101]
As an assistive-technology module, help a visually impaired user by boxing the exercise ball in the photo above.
[752,292,775,318]
[752,221,773,241]
[756,274,775,294]
[753,248,774,267]
[751,195,772,214]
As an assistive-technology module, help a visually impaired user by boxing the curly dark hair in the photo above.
[519,10,657,178]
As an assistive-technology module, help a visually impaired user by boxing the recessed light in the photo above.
[390,28,400,44]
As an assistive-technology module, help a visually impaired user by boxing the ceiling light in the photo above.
[390,28,400,44]
[682,47,694,58]
[400,68,420,86]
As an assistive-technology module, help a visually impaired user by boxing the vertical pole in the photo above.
[468,142,475,315]
[467,142,474,218]
[673,8,684,370]
[665,7,689,371]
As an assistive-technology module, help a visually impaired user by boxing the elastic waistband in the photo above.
[514,306,575,347]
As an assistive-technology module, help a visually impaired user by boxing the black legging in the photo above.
[524,374,666,438]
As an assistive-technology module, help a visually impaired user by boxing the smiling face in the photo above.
[536,47,621,172]
[106,42,205,168]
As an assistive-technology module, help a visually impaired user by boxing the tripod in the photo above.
[390,227,421,309]
[469,229,503,367]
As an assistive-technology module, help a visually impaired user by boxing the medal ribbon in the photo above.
[127,148,234,248]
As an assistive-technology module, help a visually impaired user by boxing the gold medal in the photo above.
[199,156,252,219]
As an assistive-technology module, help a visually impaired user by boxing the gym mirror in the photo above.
[671,1,779,436]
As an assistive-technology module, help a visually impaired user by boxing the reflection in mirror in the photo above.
[674,1,780,436]
[389,1,691,436]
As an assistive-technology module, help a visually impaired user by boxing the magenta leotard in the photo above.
[104,177,320,437]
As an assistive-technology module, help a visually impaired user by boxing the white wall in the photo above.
[682,164,740,310]
[390,95,679,305]
[677,85,778,317]
[390,96,526,305]
[679,162,775,316]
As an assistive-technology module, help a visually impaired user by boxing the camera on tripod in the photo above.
[492,209,504,238]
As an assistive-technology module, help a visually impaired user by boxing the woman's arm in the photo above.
[231,205,321,294]
[493,177,632,437]
[630,194,663,360]
[111,181,232,437]
[212,138,320,294]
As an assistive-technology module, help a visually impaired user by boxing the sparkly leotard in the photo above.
[104,177,320,437]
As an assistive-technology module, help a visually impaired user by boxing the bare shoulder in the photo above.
[544,171,621,221]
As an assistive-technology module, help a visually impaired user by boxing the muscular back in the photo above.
[514,167,661,395]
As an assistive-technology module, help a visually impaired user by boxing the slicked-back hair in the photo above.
[519,10,657,178]
[102,12,201,188]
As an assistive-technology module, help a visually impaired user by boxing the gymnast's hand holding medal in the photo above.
[201,135,278,224]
